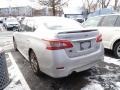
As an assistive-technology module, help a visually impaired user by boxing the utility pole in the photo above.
[9,0,12,16]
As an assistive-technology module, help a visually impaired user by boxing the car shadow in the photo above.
[38,69,92,90]
[12,51,93,90]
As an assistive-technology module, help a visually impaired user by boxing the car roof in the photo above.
[23,16,83,30]
[24,16,81,26]
[35,16,64,22]
[25,16,74,22]
[88,13,120,19]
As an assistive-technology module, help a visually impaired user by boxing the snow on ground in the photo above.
[104,56,120,66]
[4,66,24,90]
[83,73,120,90]
[82,73,120,90]
[4,54,25,90]
[115,82,120,89]
[81,56,120,90]
[81,83,104,90]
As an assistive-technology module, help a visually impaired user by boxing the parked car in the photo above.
[13,16,104,78]
[62,8,88,23]
[16,16,25,24]
[3,17,20,31]
[88,7,116,18]
[83,14,120,58]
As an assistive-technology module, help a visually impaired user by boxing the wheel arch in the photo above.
[13,36,15,41]
[112,39,120,50]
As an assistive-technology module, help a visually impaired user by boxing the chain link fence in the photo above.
[0,48,9,90]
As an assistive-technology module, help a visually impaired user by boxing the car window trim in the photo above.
[98,16,104,26]
[114,16,120,27]
[113,15,119,26]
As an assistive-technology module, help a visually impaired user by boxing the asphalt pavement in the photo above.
[1,30,120,90]
[0,31,14,52]
[10,50,120,90]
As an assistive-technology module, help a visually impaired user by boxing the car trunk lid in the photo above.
[57,29,100,58]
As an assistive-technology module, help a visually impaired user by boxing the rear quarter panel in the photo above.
[30,33,59,73]
[15,31,57,73]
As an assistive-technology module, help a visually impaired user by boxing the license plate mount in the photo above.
[80,41,91,50]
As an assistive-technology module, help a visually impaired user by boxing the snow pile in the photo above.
[115,82,120,89]
[81,83,104,90]
[104,56,120,66]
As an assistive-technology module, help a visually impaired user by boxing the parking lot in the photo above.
[0,28,120,90]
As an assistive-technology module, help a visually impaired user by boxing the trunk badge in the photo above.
[85,35,89,37]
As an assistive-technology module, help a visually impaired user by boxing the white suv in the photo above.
[83,14,120,58]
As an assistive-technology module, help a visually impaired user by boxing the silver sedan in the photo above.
[13,16,104,78]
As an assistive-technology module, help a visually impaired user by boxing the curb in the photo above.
[7,52,31,90]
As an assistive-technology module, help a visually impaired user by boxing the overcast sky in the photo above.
[68,0,116,8]
[0,0,30,8]
[0,0,41,9]
[0,0,118,8]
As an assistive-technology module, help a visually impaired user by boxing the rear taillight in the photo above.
[96,34,102,42]
[43,39,73,50]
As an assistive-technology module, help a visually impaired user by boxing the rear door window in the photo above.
[115,16,120,27]
[83,16,102,27]
[100,15,118,26]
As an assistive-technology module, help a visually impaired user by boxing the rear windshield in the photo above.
[7,18,17,22]
[43,19,83,30]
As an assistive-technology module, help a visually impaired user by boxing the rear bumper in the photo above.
[51,60,102,78]
[41,44,104,78]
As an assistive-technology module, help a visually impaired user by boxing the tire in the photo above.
[29,50,41,75]
[113,41,120,58]
[13,39,18,51]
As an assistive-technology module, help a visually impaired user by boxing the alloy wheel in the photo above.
[30,51,40,75]
[116,44,120,57]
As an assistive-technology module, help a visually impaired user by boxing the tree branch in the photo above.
[105,0,111,7]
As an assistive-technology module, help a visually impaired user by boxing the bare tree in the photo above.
[38,0,69,16]
[99,0,111,8]
[114,0,119,10]
[86,0,93,12]
[82,0,99,13]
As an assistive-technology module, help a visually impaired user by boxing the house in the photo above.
[62,7,88,23]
